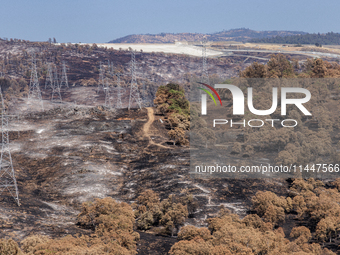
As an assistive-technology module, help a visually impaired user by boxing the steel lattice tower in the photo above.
[0,91,19,206]
[0,61,4,78]
[1,59,5,78]
[142,78,147,106]
[113,72,125,109]
[108,60,114,75]
[201,39,209,84]
[104,78,112,108]
[107,60,111,73]
[197,39,210,104]
[45,63,53,89]
[60,61,69,88]
[141,68,150,107]
[128,50,142,110]
[140,54,147,107]
[28,56,44,110]
[97,62,105,93]
[51,66,62,102]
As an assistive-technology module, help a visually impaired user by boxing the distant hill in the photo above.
[250,32,340,45]
[108,28,307,43]
[208,29,307,42]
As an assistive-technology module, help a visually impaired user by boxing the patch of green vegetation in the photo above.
[154,83,190,145]
[154,83,189,116]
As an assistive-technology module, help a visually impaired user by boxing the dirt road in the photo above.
[144,107,170,149]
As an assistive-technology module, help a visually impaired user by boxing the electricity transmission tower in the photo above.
[107,60,111,73]
[97,62,105,93]
[108,60,115,75]
[128,50,142,110]
[51,66,62,102]
[142,78,147,106]
[197,39,210,103]
[201,39,209,85]
[0,90,19,206]
[44,63,53,89]
[141,68,151,107]
[60,61,69,88]
[28,55,44,110]
[113,72,125,109]
[0,61,4,78]
[104,78,112,108]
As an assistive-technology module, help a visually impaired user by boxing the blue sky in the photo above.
[0,0,339,43]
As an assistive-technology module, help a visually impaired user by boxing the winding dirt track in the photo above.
[143,107,170,149]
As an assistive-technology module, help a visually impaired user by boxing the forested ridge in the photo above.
[250,32,340,45]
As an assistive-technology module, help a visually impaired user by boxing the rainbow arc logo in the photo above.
[198,83,311,117]
[197,82,222,106]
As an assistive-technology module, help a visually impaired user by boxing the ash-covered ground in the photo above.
[0,92,288,255]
